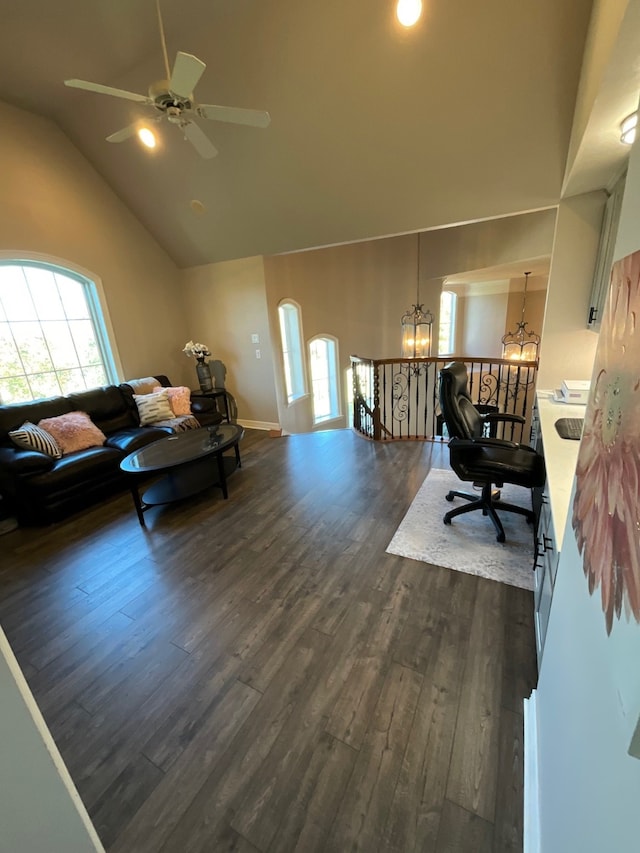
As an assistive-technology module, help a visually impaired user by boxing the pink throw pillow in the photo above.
[38,411,107,455]
[152,385,192,416]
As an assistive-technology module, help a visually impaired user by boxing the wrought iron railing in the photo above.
[350,355,538,444]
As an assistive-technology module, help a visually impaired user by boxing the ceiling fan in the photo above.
[63,0,270,159]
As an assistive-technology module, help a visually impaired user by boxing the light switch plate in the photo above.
[251,333,260,344]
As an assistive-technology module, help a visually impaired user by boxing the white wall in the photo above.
[0,630,103,853]
[534,116,640,853]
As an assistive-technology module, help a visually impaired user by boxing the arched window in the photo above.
[277,299,307,403]
[308,335,340,423]
[0,260,118,404]
[438,289,457,355]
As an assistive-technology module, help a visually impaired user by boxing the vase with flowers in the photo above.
[183,340,213,392]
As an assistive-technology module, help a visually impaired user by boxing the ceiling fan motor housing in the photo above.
[149,80,193,114]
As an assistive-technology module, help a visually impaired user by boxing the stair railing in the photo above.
[350,355,538,444]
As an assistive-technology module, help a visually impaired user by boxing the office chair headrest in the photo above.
[441,362,472,401]
[439,361,482,439]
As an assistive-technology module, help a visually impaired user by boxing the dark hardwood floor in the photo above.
[0,428,537,852]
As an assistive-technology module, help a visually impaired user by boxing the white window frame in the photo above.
[439,289,458,355]
[308,334,341,424]
[0,257,121,404]
[277,299,307,404]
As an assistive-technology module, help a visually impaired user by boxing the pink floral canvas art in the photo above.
[573,248,640,634]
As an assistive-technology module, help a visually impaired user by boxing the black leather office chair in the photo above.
[438,362,545,542]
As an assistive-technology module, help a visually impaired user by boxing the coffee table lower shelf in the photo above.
[130,454,239,526]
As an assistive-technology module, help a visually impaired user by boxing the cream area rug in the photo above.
[387,467,536,591]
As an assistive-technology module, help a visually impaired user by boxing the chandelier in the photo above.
[401,234,434,359]
[501,271,540,361]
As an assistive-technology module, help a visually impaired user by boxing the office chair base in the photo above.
[446,487,502,503]
[443,483,533,543]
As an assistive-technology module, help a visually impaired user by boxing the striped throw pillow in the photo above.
[9,421,62,458]
[133,390,174,426]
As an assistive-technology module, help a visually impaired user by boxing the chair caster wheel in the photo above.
[443,515,452,525]
[445,492,455,502]
[496,532,505,543]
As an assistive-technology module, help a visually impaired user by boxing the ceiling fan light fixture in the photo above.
[396,0,422,27]
[63,0,270,160]
[620,111,638,145]
[137,127,157,149]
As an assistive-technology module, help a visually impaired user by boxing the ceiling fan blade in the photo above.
[169,52,206,98]
[64,79,151,104]
[181,122,218,158]
[106,124,138,143]
[196,103,271,128]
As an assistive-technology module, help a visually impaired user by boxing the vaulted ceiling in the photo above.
[0,0,608,267]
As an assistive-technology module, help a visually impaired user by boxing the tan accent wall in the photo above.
[421,210,557,280]
[0,101,188,384]
[262,214,557,432]
[458,292,509,359]
[181,257,279,425]
[263,234,424,433]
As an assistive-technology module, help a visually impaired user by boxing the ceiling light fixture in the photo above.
[137,127,157,149]
[620,111,638,145]
[401,234,434,360]
[501,271,540,362]
[396,0,422,27]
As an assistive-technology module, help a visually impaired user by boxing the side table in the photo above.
[191,388,231,423]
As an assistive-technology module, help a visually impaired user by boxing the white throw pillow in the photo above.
[133,390,174,426]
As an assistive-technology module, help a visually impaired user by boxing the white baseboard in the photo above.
[524,689,541,853]
[237,419,281,432]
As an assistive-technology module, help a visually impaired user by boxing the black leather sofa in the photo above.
[0,376,223,525]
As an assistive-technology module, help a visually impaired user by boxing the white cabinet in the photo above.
[532,394,585,667]
[588,170,626,330]
[534,492,559,661]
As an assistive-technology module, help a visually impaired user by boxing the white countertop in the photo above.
[536,391,586,544]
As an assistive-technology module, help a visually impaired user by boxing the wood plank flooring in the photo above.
[0,427,537,852]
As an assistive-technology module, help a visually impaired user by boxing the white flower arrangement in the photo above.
[182,340,211,362]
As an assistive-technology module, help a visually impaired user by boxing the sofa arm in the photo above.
[0,446,55,475]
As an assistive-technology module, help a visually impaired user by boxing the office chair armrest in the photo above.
[448,436,521,452]
[482,412,525,425]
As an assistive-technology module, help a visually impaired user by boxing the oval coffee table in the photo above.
[120,424,244,526]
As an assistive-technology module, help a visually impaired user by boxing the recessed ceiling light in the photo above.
[396,0,422,27]
[137,127,157,149]
[620,112,637,145]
